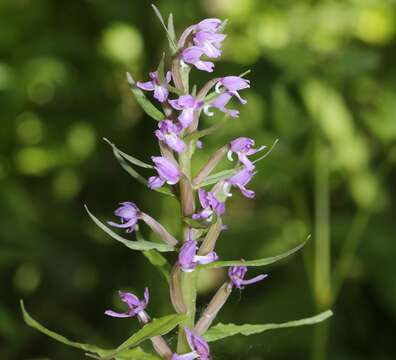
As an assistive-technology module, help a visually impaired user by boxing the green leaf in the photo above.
[85,206,174,252]
[20,300,108,356]
[126,72,165,122]
[113,348,161,360]
[151,4,177,53]
[142,249,171,283]
[167,14,176,41]
[156,53,166,82]
[104,139,175,198]
[202,238,309,269]
[204,310,333,342]
[21,300,168,360]
[103,314,188,359]
[103,138,153,169]
[197,169,238,188]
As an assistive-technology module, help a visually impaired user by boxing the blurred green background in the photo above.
[1,0,396,359]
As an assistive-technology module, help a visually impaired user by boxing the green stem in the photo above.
[312,136,331,360]
[313,137,331,309]
[332,210,369,301]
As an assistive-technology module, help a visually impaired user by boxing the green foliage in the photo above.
[204,310,333,342]
[21,300,183,359]
[203,238,308,269]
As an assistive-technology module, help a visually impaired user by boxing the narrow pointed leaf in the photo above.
[20,300,108,355]
[85,206,174,252]
[151,4,177,52]
[104,138,153,169]
[126,72,165,121]
[202,238,309,269]
[106,141,175,198]
[86,348,160,360]
[103,314,188,359]
[196,169,237,188]
[204,310,333,342]
[156,53,166,82]
[167,13,176,43]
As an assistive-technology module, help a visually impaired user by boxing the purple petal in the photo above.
[196,18,222,32]
[136,80,155,91]
[238,185,255,198]
[171,352,198,360]
[193,60,214,73]
[220,76,250,91]
[119,291,140,307]
[177,95,196,108]
[152,156,180,184]
[148,176,165,189]
[182,46,204,63]
[105,310,134,318]
[241,274,268,286]
[153,85,169,103]
[166,134,185,153]
[169,99,183,110]
[143,287,149,306]
[178,109,194,128]
[194,251,218,265]
[165,71,172,83]
[198,189,209,208]
[179,240,198,271]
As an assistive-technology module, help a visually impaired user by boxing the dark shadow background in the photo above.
[1,0,396,359]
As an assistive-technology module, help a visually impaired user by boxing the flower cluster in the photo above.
[105,14,269,360]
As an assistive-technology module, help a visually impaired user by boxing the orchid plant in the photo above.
[21,6,332,360]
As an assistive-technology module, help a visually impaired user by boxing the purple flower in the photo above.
[169,95,204,128]
[224,168,256,198]
[171,327,211,360]
[228,137,266,171]
[196,18,223,32]
[179,239,218,272]
[204,92,240,118]
[193,31,225,58]
[136,71,172,103]
[148,156,181,189]
[108,202,140,233]
[192,189,225,221]
[228,266,268,289]
[155,120,185,153]
[215,76,250,104]
[105,288,150,323]
[182,46,215,73]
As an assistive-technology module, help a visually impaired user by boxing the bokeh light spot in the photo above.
[16,112,44,145]
[14,263,41,294]
[67,122,96,159]
[100,23,143,65]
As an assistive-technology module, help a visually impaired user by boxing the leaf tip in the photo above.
[126,72,135,85]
